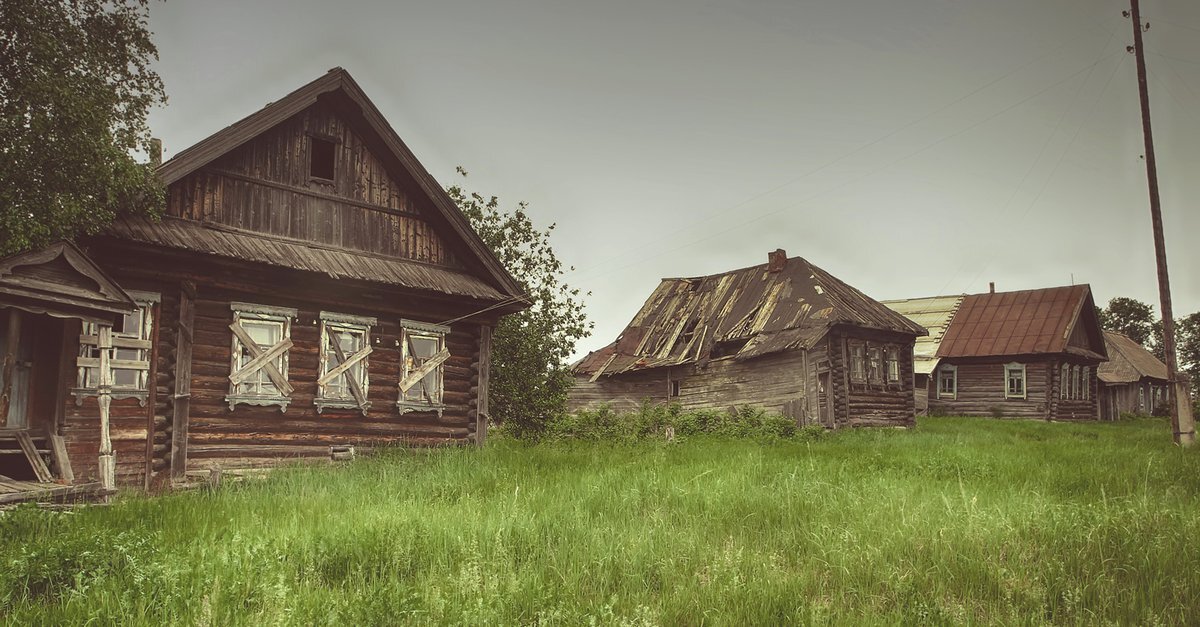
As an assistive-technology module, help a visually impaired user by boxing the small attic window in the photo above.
[309,136,336,181]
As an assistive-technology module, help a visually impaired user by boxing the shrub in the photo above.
[550,403,813,442]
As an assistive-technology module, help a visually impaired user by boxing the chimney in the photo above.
[768,249,787,273]
[989,282,995,294]
[149,138,162,168]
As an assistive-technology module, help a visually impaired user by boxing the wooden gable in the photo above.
[1064,289,1107,360]
[0,242,135,323]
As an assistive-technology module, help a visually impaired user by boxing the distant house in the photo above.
[570,250,927,428]
[1098,331,1169,419]
[0,68,526,503]
[886,285,1107,421]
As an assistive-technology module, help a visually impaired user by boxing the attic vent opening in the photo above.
[309,137,336,181]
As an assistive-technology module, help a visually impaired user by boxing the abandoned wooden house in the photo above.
[878,295,963,415]
[0,68,526,502]
[570,250,928,427]
[886,285,1108,420]
[1098,331,1169,420]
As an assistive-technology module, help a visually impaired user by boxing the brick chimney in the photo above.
[989,281,995,294]
[768,249,787,273]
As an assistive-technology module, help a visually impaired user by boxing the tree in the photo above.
[1,0,166,255]
[1099,297,1156,347]
[447,168,592,438]
[1150,312,1200,389]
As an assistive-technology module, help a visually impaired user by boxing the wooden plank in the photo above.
[16,431,54,482]
[48,434,74,483]
[0,481,103,505]
[0,309,20,427]
[476,325,491,445]
[171,281,196,481]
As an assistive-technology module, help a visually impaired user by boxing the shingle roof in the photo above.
[936,285,1105,360]
[1098,331,1167,384]
[574,254,926,376]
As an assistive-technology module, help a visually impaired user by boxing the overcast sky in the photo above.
[146,0,1200,359]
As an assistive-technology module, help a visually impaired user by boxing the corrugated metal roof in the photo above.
[107,216,509,301]
[936,285,1105,359]
[1098,331,1167,384]
[882,295,964,375]
[574,254,926,376]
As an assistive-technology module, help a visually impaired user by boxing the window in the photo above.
[849,343,866,382]
[867,346,883,383]
[75,291,159,405]
[1061,363,1070,399]
[309,136,336,180]
[398,319,451,414]
[316,312,376,414]
[669,379,681,398]
[1073,365,1082,400]
[886,347,900,383]
[1005,362,1026,399]
[226,303,295,411]
[1081,366,1090,400]
[1138,386,1146,412]
[937,365,957,399]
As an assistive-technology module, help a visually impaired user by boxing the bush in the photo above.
[545,403,819,443]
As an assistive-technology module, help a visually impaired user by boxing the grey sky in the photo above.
[146,0,1200,359]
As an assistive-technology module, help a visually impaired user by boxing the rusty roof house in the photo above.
[0,68,525,503]
[1098,331,1169,420]
[885,285,1107,421]
[570,250,927,428]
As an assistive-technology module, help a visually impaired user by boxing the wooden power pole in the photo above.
[1126,0,1195,446]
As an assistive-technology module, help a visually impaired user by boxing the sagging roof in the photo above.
[881,295,965,375]
[1099,331,1167,384]
[574,251,927,377]
[936,285,1106,361]
[0,242,136,324]
[152,67,524,301]
[108,216,508,301]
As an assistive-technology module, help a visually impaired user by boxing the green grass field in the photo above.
[2,417,1198,625]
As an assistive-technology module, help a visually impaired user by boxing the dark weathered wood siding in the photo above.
[928,357,1099,421]
[166,102,459,267]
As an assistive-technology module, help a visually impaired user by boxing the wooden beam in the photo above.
[476,325,491,446]
[0,309,21,427]
[171,281,196,481]
[97,324,115,493]
[16,431,53,482]
[48,434,73,483]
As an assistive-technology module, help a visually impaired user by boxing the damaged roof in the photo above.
[1098,331,1167,384]
[881,295,965,375]
[574,252,926,377]
[936,285,1106,360]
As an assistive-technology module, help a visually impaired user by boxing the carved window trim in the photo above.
[937,364,957,399]
[849,342,866,382]
[867,346,883,384]
[1004,362,1027,400]
[885,346,901,384]
[397,319,451,415]
[73,291,160,406]
[315,312,376,415]
[226,302,296,412]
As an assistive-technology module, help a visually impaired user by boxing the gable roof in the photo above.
[881,295,965,375]
[1098,331,1167,384]
[936,285,1107,360]
[0,242,136,323]
[574,254,926,376]
[153,67,524,302]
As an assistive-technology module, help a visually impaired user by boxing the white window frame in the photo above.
[315,312,376,415]
[867,346,883,383]
[226,302,296,412]
[397,319,451,415]
[1004,362,1026,399]
[849,342,866,382]
[885,346,901,384]
[1081,366,1090,401]
[937,364,957,399]
[1061,363,1070,400]
[74,291,160,406]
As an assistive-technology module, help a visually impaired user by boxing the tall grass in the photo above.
[2,417,1198,625]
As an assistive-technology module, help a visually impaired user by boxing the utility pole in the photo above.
[1125,0,1195,446]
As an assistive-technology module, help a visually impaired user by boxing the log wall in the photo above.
[928,358,1101,421]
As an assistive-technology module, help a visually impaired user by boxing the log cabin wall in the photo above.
[929,359,1053,419]
[567,370,670,413]
[834,328,917,428]
[166,101,459,268]
[63,244,492,486]
[672,350,814,419]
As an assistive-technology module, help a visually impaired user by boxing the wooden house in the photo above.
[0,68,526,500]
[570,250,927,428]
[887,285,1107,420]
[1098,331,1169,419]
[878,295,963,414]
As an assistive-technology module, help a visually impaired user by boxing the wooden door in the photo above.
[818,372,833,427]
[1,309,32,429]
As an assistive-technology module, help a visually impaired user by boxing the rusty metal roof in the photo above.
[882,295,965,375]
[574,254,926,376]
[1098,331,1167,384]
[106,215,510,301]
[936,285,1105,360]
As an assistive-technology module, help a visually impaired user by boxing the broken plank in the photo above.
[48,434,74,483]
[16,431,54,483]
